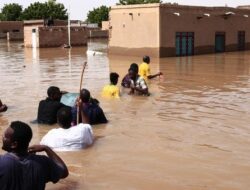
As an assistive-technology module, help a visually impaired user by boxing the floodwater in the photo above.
[1,39,250,190]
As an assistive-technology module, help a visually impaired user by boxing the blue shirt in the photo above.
[0,153,64,190]
[72,100,108,125]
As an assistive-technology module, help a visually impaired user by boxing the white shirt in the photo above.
[40,123,94,151]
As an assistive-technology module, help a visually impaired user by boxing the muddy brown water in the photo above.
[0,39,250,190]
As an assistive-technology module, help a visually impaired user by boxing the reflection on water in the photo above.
[1,38,250,190]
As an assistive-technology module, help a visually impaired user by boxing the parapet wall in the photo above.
[0,21,24,40]
[0,21,23,33]
[38,26,88,47]
[39,26,88,47]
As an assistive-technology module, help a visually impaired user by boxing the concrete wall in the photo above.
[7,31,24,41]
[109,4,250,57]
[89,30,108,38]
[0,21,23,32]
[0,33,7,39]
[24,26,88,47]
[24,19,67,26]
[102,21,110,30]
[0,21,23,40]
[109,4,160,57]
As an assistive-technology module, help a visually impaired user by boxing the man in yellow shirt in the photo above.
[102,72,120,98]
[139,56,163,80]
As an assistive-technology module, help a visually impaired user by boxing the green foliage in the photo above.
[87,6,110,27]
[0,3,23,21]
[0,13,3,21]
[22,0,67,20]
[118,0,162,5]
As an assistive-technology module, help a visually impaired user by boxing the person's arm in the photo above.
[76,98,90,124]
[148,72,163,79]
[80,106,90,124]
[28,145,68,179]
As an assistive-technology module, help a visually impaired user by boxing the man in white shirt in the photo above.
[40,107,94,151]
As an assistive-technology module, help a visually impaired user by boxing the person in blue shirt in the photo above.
[72,88,108,125]
[0,121,68,190]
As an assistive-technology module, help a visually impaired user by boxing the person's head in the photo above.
[143,55,150,64]
[2,121,33,153]
[110,72,119,85]
[47,86,61,101]
[128,63,138,80]
[80,88,91,103]
[129,63,138,70]
[57,107,72,129]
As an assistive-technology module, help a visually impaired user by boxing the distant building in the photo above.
[237,5,250,10]
[23,20,88,48]
[109,3,250,57]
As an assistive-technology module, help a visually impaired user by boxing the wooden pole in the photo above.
[77,61,87,125]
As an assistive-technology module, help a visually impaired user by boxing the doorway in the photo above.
[176,32,194,56]
[215,32,225,53]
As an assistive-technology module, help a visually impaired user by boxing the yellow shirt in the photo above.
[102,84,120,98]
[139,62,150,80]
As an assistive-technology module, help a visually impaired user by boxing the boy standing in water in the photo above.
[129,63,150,96]
[121,63,138,88]
[139,55,163,80]
[102,72,120,98]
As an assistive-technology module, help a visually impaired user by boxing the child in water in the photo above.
[102,72,120,98]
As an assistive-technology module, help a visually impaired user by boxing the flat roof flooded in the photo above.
[0,39,250,190]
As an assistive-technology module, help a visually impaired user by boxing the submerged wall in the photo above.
[24,26,88,48]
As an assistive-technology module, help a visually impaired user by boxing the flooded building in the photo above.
[109,3,250,57]
[24,20,88,48]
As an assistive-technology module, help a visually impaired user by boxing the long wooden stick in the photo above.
[77,61,87,125]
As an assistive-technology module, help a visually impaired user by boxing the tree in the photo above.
[0,13,3,21]
[117,0,162,5]
[87,6,110,27]
[0,3,23,21]
[22,0,67,20]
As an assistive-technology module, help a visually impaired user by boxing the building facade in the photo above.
[109,4,250,57]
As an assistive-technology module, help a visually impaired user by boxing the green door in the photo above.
[176,32,194,56]
[238,31,245,51]
[215,33,225,53]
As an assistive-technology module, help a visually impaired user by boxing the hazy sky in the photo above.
[0,0,249,20]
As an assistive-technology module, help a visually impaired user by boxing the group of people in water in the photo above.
[0,55,162,189]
